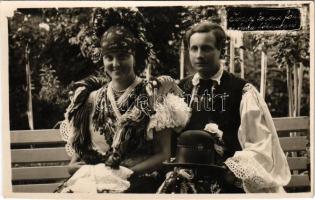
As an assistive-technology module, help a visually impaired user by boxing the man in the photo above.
[178,22,291,193]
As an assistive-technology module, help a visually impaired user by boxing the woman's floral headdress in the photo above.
[75,7,159,67]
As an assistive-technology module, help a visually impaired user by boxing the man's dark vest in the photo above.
[178,71,247,160]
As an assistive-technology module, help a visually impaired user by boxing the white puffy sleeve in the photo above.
[224,83,291,193]
[145,77,191,140]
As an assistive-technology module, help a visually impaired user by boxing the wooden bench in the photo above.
[273,116,310,192]
[10,129,71,193]
[10,116,310,193]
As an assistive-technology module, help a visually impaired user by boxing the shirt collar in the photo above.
[192,64,224,86]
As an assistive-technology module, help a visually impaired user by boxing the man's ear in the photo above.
[219,48,225,59]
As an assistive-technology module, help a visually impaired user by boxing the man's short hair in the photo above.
[185,21,226,51]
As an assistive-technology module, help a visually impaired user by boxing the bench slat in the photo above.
[11,129,64,145]
[286,175,310,188]
[11,148,70,163]
[12,166,70,181]
[287,157,308,170]
[13,183,61,193]
[279,137,308,151]
[274,117,309,132]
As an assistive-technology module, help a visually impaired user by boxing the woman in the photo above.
[55,25,190,193]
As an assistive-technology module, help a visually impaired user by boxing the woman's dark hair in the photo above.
[185,22,226,52]
[133,37,146,76]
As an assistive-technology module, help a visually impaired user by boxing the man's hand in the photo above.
[223,168,237,184]
[145,76,182,97]
[157,76,182,96]
[222,165,242,188]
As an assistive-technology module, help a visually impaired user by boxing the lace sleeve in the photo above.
[146,93,191,140]
[224,83,291,193]
[60,120,75,157]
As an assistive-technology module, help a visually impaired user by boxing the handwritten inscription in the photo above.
[227,7,300,31]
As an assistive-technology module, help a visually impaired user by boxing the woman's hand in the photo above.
[105,151,121,169]
[67,154,85,175]
[129,129,171,175]
[68,161,86,175]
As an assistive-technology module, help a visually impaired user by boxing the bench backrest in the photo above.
[11,129,70,193]
[273,117,310,190]
[10,117,310,193]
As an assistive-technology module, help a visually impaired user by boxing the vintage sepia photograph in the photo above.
[0,1,314,199]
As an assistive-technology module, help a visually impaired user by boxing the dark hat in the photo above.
[164,130,225,172]
[100,25,138,55]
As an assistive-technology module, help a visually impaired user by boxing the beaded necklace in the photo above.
[107,77,142,119]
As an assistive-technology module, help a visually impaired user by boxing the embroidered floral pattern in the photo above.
[93,85,114,146]
[91,80,153,160]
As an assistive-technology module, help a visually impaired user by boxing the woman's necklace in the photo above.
[107,76,141,119]
[111,85,126,94]
[111,87,126,100]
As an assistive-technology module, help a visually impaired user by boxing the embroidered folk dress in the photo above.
[56,76,190,193]
[178,65,291,193]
